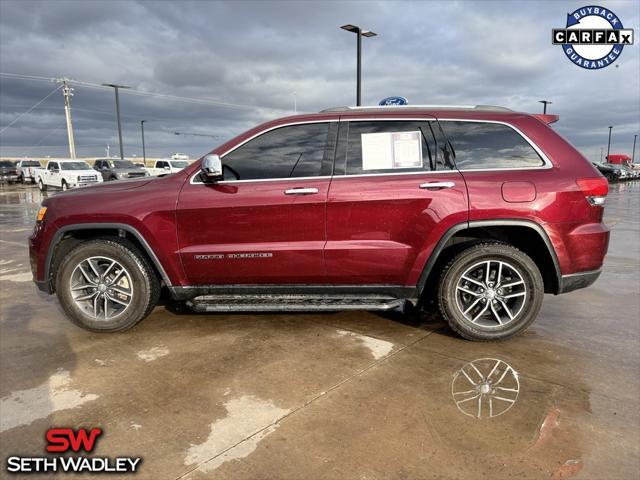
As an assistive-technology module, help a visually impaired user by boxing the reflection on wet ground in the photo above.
[0,181,638,479]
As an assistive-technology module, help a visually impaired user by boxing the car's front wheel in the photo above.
[55,238,160,332]
[438,242,544,341]
[38,179,47,191]
[61,180,68,191]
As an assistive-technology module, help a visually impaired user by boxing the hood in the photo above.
[55,176,156,197]
[112,167,148,174]
[65,169,100,175]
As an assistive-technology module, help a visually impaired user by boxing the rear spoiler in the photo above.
[532,114,559,125]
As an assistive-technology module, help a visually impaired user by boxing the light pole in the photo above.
[340,24,377,106]
[632,134,637,164]
[600,147,604,163]
[539,100,552,114]
[293,91,297,113]
[606,126,613,162]
[140,120,146,164]
[102,83,130,159]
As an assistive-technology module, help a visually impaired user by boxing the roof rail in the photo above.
[320,105,513,112]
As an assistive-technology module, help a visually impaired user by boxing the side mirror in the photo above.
[201,154,223,182]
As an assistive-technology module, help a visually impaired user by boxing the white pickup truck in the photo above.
[147,159,190,176]
[15,159,42,184]
[36,159,103,191]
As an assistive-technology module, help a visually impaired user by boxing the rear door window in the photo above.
[440,121,544,170]
[342,121,454,175]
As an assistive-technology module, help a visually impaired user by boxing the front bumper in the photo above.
[558,269,602,294]
[0,174,18,183]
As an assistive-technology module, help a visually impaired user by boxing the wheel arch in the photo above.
[44,223,172,293]
[416,219,562,303]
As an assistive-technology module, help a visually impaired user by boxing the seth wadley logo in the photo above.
[6,428,142,474]
[553,5,634,69]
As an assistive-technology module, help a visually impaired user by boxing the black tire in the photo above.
[61,180,68,191]
[38,179,47,191]
[438,242,544,341]
[55,238,160,332]
[18,174,25,184]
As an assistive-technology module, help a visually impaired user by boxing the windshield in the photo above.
[23,161,40,166]
[0,161,14,167]
[109,160,137,169]
[170,161,189,168]
[61,162,92,170]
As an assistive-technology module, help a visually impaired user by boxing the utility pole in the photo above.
[633,134,638,164]
[293,91,297,113]
[106,145,110,157]
[102,83,130,159]
[140,120,146,164]
[56,78,76,159]
[606,126,613,162]
[600,147,603,163]
[539,100,552,114]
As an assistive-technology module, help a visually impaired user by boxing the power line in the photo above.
[0,84,62,134]
[0,72,286,112]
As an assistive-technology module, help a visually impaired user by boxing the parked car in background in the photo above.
[36,160,103,191]
[609,164,629,180]
[621,164,639,179]
[147,159,189,176]
[592,162,620,181]
[0,160,19,184]
[171,153,189,161]
[16,159,42,184]
[94,158,150,181]
[30,105,609,341]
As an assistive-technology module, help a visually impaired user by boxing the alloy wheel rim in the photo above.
[69,256,133,320]
[454,259,527,328]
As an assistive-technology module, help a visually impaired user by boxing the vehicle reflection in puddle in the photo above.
[452,358,519,419]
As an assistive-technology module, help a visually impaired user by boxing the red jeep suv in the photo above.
[29,105,609,341]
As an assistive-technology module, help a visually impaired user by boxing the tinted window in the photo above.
[157,161,166,168]
[48,162,58,171]
[441,122,544,170]
[222,123,330,180]
[344,121,451,175]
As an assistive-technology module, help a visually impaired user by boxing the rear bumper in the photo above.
[557,269,602,294]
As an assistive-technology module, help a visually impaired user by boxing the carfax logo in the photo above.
[553,5,634,69]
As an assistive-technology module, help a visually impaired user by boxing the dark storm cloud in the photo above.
[0,0,638,160]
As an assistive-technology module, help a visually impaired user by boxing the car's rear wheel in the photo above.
[38,179,47,191]
[438,242,543,341]
[55,238,160,332]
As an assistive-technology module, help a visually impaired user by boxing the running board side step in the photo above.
[187,294,406,313]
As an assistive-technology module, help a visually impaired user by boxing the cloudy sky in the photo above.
[0,0,638,161]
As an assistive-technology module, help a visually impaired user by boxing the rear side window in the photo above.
[344,121,453,175]
[222,123,331,180]
[441,122,544,170]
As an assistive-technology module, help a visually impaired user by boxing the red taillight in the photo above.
[577,178,608,206]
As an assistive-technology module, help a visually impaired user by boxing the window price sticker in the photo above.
[361,131,422,170]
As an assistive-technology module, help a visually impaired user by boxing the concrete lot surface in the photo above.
[0,181,638,479]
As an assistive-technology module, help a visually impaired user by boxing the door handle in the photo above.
[284,187,319,195]
[419,181,455,190]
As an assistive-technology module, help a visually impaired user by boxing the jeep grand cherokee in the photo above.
[29,105,609,341]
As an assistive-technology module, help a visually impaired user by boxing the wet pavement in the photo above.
[0,181,638,479]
